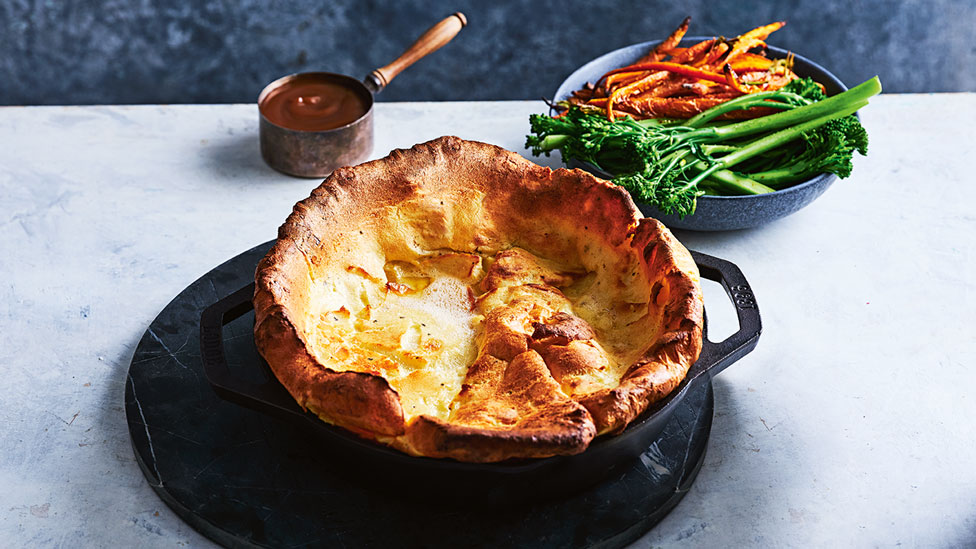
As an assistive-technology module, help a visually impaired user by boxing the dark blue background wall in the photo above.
[1,0,972,106]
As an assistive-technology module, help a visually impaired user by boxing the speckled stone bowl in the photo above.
[553,39,851,231]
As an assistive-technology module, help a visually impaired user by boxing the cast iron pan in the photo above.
[200,250,760,503]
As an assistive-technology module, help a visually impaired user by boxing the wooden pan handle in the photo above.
[367,12,466,93]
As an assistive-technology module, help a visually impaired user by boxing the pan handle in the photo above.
[200,283,306,419]
[687,251,762,383]
[364,13,467,94]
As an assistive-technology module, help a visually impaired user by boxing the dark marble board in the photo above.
[124,241,714,548]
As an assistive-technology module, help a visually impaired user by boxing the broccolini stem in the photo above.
[712,100,869,169]
[685,90,807,128]
[749,166,816,187]
[685,76,882,142]
[538,134,570,150]
[680,162,774,195]
[704,167,775,194]
[701,144,740,155]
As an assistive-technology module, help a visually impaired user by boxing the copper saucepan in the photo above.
[258,13,467,177]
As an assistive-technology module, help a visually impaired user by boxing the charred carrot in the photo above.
[559,18,813,122]
[699,41,730,68]
[725,21,786,62]
[670,38,716,64]
[620,95,777,119]
[723,64,752,94]
[606,70,650,90]
[599,62,728,87]
[606,71,671,118]
[727,53,776,71]
[635,16,691,64]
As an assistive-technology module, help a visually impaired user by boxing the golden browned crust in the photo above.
[576,219,704,434]
[403,352,596,462]
[253,240,406,436]
[252,136,703,461]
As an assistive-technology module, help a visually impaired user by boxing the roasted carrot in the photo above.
[559,18,805,121]
[670,38,716,64]
[728,53,777,71]
[570,88,596,101]
[725,21,786,62]
[606,71,670,118]
[635,16,690,64]
[698,41,731,68]
[680,80,727,96]
[606,70,650,90]
[573,99,636,118]
[622,95,734,118]
[638,77,697,98]
[741,70,797,91]
[723,64,752,94]
[599,62,728,87]
[621,94,781,119]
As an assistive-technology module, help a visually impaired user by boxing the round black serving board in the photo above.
[125,242,714,548]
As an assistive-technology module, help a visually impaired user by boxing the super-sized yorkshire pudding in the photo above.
[253,136,703,462]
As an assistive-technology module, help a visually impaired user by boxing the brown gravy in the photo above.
[260,74,368,131]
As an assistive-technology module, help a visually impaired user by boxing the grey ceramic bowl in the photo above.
[552,38,850,231]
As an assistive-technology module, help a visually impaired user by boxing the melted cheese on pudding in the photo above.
[304,247,656,424]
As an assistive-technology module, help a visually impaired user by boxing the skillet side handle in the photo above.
[366,13,467,93]
[688,251,762,382]
[200,283,304,416]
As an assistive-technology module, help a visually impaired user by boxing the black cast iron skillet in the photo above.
[200,250,760,503]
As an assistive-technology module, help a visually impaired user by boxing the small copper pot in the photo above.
[258,12,466,178]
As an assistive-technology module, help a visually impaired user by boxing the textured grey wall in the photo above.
[1,0,973,106]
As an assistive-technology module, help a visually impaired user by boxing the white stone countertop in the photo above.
[1,96,974,548]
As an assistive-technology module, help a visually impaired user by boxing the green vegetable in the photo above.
[526,76,881,217]
[743,117,869,186]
